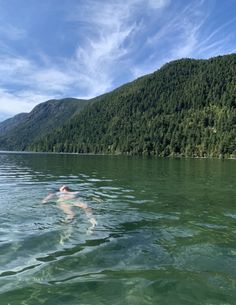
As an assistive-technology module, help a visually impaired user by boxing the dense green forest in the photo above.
[1,54,236,158]
[28,54,236,158]
[0,112,28,136]
[0,98,89,150]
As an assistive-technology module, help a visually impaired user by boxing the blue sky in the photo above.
[0,0,236,121]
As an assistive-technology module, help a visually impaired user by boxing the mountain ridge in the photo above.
[0,54,235,158]
[0,112,29,136]
[0,98,89,150]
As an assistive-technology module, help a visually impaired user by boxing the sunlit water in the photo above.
[0,152,235,305]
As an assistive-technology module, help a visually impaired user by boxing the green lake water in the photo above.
[0,152,235,305]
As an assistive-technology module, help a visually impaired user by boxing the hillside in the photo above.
[0,98,89,150]
[30,54,236,158]
[1,54,235,158]
[0,113,28,136]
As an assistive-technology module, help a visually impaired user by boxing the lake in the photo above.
[0,152,235,305]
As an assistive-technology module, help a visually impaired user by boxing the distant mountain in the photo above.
[0,98,89,150]
[1,54,235,158]
[0,112,28,136]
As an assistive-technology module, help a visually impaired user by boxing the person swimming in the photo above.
[42,185,97,228]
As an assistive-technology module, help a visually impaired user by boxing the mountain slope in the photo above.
[31,54,236,158]
[0,98,89,150]
[0,113,28,136]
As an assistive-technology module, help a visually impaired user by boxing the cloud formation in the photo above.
[0,0,236,120]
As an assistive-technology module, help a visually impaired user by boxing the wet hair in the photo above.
[60,185,71,192]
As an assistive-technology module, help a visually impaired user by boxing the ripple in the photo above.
[224,212,236,219]
[0,154,235,304]
[0,263,41,278]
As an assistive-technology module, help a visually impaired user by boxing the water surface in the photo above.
[0,152,235,305]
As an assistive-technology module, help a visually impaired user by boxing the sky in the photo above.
[0,0,236,121]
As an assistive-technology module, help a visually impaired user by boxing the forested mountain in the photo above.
[0,113,28,135]
[1,54,236,158]
[28,54,236,158]
[0,98,89,150]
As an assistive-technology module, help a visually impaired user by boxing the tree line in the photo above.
[23,55,236,158]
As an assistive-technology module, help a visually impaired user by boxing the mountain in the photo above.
[0,98,89,150]
[1,54,236,158]
[0,113,28,136]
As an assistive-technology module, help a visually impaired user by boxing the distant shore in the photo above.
[0,150,235,160]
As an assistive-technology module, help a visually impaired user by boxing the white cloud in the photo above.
[131,1,236,78]
[0,88,54,116]
[0,0,180,119]
[67,0,140,96]
[72,25,135,96]
[0,54,78,95]
[66,0,173,97]
[0,87,56,112]
[0,0,146,109]
[147,0,170,9]
[0,56,32,80]
[0,23,26,41]
[0,0,236,121]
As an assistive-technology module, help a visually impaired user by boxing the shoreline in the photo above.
[0,150,235,160]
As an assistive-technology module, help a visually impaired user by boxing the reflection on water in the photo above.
[0,152,236,305]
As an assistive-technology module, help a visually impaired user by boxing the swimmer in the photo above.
[42,185,97,227]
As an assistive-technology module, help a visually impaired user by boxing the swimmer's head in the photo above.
[59,185,70,192]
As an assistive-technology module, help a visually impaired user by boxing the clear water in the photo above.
[0,152,235,305]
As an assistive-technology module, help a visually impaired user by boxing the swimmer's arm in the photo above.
[42,193,56,204]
